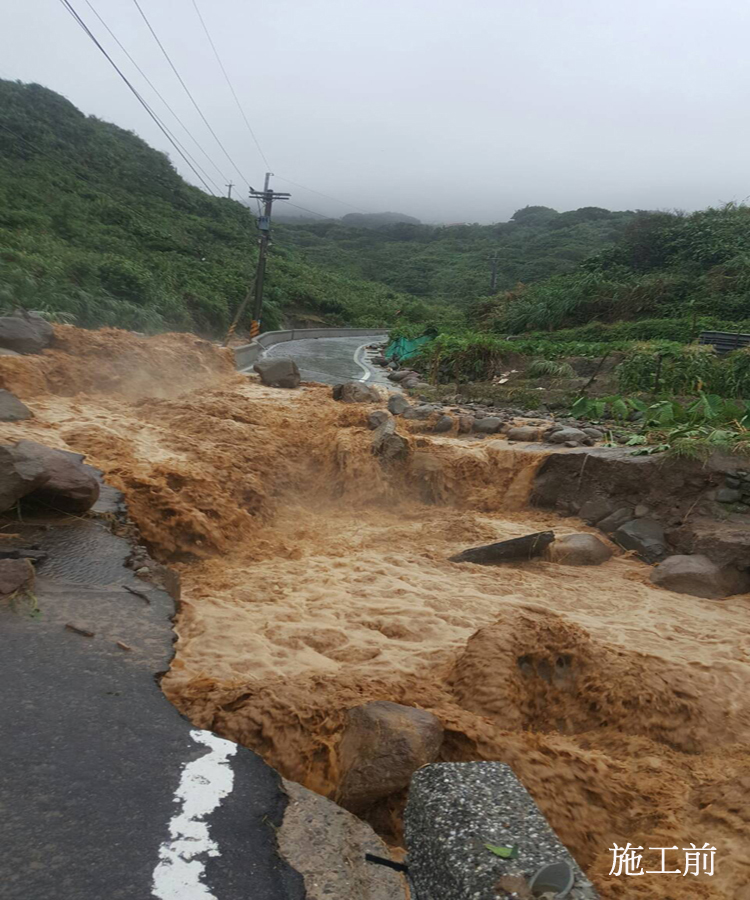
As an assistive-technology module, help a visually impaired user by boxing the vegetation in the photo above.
[0,79,434,334]
[279,205,634,307]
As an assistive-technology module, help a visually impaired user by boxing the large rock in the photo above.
[596,506,633,535]
[336,701,443,810]
[387,394,410,416]
[432,415,453,433]
[546,426,589,445]
[450,531,555,565]
[546,533,613,566]
[457,415,474,434]
[0,391,32,422]
[0,558,34,598]
[402,404,439,420]
[367,409,391,430]
[506,425,541,442]
[405,762,599,900]
[387,370,417,383]
[278,779,407,900]
[0,313,54,354]
[0,444,48,513]
[371,419,409,463]
[650,554,750,599]
[473,416,503,434]
[12,441,100,513]
[578,497,615,525]
[614,518,667,562]
[333,381,381,403]
[253,357,301,389]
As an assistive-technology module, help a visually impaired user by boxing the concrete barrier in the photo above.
[234,328,389,372]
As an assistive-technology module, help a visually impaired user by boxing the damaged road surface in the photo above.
[0,485,305,900]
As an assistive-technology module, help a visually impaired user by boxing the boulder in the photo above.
[583,427,605,440]
[253,357,301,389]
[506,425,541,442]
[387,370,417,383]
[0,444,48,513]
[0,558,34,598]
[450,531,555,565]
[387,394,410,416]
[13,441,100,513]
[546,427,589,445]
[0,348,20,357]
[401,377,420,389]
[0,313,54,355]
[0,390,32,422]
[650,554,750,599]
[596,507,634,535]
[578,497,615,525]
[367,409,391,430]
[402,404,439,421]
[546,533,613,566]
[614,518,667,563]
[457,415,474,434]
[332,381,381,403]
[432,415,453,434]
[371,419,409,463]
[336,701,443,809]
[473,416,503,434]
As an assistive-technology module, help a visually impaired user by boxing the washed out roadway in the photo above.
[265,334,391,386]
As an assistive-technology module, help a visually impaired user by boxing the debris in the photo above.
[116,641,132,651]
[124,584,151,604]
[449,531,555,565]
[65,623,95,637]
[253,357,301,389]
[0,558,34,598]
[0,390,33,422]
[332,381,381,403]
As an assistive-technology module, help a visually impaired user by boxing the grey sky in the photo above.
[3,0,750,222]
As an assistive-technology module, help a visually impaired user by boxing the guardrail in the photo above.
[234,327,389,371]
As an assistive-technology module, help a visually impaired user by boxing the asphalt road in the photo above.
[0,484,304,900]
[265,334,391,386]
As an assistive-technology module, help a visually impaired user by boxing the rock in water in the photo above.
[253,357,301,389]
[450,531,555,565]
[506,425,541,442]
[371,418,409,463]
[458,415,474,434]
[546,427,589,445]
[472,416,503,434]
[0,313,54,354]
[546,533,613,566]
[387,394,410,416]
[432,414,453,433]
[0,390,32,422]
[650,554,750,599]
[12,441,100,513]
[367,409,391,430]
[332,381,381,403]
[336,701,443,809]
[614,518,667,562]
[0,444,48,513]
[0,558,34,598]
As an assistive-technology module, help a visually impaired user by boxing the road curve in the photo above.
[264,334,390,386]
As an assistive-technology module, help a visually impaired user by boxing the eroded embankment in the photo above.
[3,329,750,900]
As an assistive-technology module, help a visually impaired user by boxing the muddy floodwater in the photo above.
[2,328,750,899]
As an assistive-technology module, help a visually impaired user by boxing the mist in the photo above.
[3,0,750,223]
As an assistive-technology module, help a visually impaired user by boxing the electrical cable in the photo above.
[56,0,216,194]
[83,0,228,189]
[131,0,251,188]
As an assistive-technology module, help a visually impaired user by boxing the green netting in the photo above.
[384,332,435,362]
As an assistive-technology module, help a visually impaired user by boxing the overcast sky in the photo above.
[3,0,750,223]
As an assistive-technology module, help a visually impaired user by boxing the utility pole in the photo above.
[225,182,234,199]
[247,173,290,339]
[222,173,290,345]
[488,252,499,293]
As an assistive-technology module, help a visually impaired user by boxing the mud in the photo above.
[3,328,750,900]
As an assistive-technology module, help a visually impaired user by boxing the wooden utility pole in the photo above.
[247,173,290,339]
[225,182,234,199]
[222,173,290,345]
[488,253,499,293]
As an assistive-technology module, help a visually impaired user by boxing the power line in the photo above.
[274,177,371,213]
[56,0,216,194]
[131,0,251,189]
[190,0,270,172]
[282,201,331,219]
[82,0,228,190]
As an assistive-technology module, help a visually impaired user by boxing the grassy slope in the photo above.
[0,79,431,334]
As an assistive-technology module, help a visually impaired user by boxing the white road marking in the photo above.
[152,730,238,900]
[354,343,372,382]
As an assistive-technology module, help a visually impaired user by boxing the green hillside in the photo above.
[0,79,431,334]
